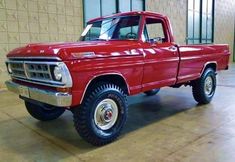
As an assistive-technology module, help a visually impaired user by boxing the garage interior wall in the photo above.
[0,0,84,89]
[146,0,187,45]
[213,0,235,62]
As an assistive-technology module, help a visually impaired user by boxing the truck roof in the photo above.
[88,11,167,23]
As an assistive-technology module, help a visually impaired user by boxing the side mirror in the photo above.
[149,37,163,44]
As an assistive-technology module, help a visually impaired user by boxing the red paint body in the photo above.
[7,12,230,107]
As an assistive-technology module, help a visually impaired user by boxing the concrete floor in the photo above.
[0,64,235,162]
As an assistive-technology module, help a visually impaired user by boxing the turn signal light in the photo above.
[56,87,71,93]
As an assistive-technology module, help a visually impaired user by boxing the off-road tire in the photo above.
[192,68,216,104]
[25,101,65,121]
[72,83,127,146]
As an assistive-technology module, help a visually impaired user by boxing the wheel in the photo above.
[144,88,160,96]
[73,83,127,146]
[192,68,216,104]
[25,101,65,121]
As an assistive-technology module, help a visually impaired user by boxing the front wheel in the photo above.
[25,101,65,121]
[192,68,216,104]
[73,83,127,146]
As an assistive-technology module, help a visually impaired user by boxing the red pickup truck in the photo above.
[5,11,230,146]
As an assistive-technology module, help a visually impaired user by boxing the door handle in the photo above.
[169,46,177,52]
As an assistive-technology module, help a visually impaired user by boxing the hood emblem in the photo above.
[40,50,45,54]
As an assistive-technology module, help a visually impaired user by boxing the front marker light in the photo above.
[71,52,96,58]
[53,66,62,81]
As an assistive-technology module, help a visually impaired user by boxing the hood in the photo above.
[7,41,137,60]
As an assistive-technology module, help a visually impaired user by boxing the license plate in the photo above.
[19,86,29,98]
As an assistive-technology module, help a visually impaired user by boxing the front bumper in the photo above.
[5,80,72,107]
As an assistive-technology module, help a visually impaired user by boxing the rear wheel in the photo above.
[25,101,65,121]
[192,68,216,104]
[144,88,160,96]
[72,83,127,146]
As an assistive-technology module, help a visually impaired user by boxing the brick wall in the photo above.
[0,0,83,89]
[146,0,187,45]
[214,0,235,62]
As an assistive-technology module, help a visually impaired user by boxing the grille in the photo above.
[8,61,52,81]
[6,58,72,88]
[10,62,26,78]
[7,60,56,84]
[25,63,51,81]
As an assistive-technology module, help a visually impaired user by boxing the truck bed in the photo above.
[176,44,230,84]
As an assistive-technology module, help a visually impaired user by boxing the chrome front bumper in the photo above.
[5,80,72,107]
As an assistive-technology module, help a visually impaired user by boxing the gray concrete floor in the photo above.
[0,64,235,162]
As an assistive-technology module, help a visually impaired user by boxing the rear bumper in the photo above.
[5,80,72,107]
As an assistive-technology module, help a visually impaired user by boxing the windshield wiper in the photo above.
[92,38,107,41]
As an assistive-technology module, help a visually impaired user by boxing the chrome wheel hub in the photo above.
[204,76,213,96]
[94,99,118,130]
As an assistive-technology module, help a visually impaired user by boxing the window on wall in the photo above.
[187,0,214,44]
[84,0,145,24]
[119,0,144,12]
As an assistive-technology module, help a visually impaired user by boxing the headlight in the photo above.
[6,63,12,74]
[53,66,62,81]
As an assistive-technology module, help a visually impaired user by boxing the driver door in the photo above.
[141,16,180,91]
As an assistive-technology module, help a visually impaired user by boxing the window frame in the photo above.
[141,15,171,43]
[143,17,170,43]
[186,0,215,44]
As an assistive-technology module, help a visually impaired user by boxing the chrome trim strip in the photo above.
[5,80,72,107]
[11,77,66,87]
[200,61,217,77]
[23,62,29,78]
[23,61,61,65]
[7,57,62,61]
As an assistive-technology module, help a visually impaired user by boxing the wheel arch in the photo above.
[200,62,217,77]
[80,73,130,104]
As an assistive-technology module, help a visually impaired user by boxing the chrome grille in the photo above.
[6,60,68,87]
[6,57,72,88]
[25,63,51,81]
[10,62,26,78]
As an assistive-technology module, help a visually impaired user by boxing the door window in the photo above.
[143,18,168,43]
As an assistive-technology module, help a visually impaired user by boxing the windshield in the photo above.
[80,16,140,41]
